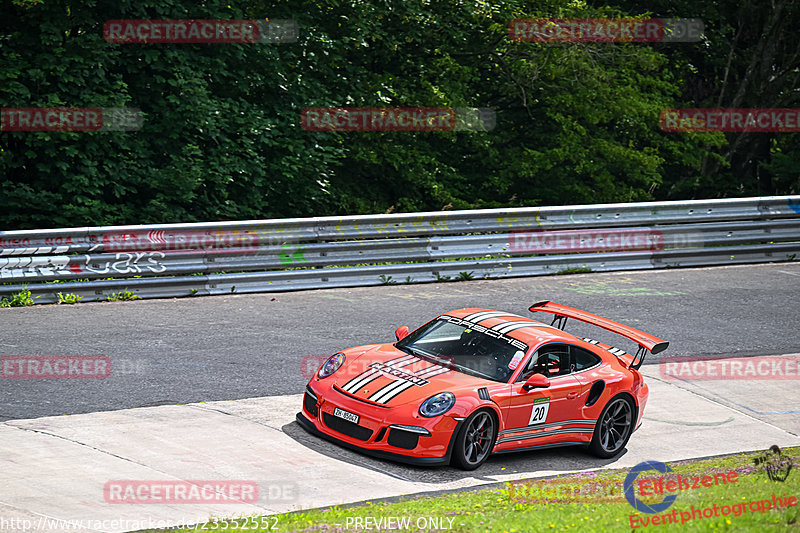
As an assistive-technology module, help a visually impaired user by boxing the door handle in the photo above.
[567,391,578,399]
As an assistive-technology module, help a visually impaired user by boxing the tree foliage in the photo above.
[0,0,797,229]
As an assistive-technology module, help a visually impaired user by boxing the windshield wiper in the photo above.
[396,345,448,365]
[417,353,459,370]
[395,344,420,357]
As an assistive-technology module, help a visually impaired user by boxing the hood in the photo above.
[334,344,487,407]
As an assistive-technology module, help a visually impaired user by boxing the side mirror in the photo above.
[522,373,550,391]
[394,326,410,341]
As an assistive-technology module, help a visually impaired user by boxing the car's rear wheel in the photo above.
[451,410,496,470]
[588,395,634,458]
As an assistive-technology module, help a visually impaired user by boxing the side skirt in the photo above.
[492,441,587,455]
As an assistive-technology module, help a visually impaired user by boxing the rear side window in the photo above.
[572,346,601,371]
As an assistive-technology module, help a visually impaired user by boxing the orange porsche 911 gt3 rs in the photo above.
[296,301,668,470]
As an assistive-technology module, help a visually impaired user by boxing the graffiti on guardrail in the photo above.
[0,238,79,255]
[0,253,168,278]
[279,244,306,264]
[0,256,75,278]
[82,252,167,275]
[334,216,449,237]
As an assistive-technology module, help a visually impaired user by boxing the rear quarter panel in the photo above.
[572,348,639,422]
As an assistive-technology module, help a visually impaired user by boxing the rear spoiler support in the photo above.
[550,315,569,330]
[529,301,669,370]
[632,345,647,370]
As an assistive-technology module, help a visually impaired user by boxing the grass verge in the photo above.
[147,446,799,532]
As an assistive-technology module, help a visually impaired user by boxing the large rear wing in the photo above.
[529,301,669,368]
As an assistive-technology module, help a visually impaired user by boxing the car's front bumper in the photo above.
[297,382,464,466]
[296,411,460,466]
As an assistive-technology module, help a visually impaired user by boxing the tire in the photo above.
[451,410,496,470]
[588,395,635,459]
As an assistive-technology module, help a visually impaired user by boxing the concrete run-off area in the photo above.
[0,358,798,533]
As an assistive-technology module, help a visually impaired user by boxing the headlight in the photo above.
[419,392,455,417]
[318,353,345,379]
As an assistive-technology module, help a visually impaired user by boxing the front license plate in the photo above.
[333,407,359,424]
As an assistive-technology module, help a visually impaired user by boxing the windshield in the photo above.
[396,316,530,382]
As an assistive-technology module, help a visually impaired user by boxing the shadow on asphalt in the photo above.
[282,420,623,484]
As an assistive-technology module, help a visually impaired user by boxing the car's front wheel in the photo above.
[451,410,496,470]
[588,395,634,458]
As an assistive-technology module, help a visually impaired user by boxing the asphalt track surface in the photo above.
[1,262,799,422]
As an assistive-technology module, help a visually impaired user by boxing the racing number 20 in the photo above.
[528,397,550,425]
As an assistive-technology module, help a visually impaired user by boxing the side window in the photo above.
[517,344,571,381]
[572,346,601,371]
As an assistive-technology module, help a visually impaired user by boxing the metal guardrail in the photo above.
[1,196,799,303]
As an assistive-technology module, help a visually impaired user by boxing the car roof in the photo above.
[444,308,583,348]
